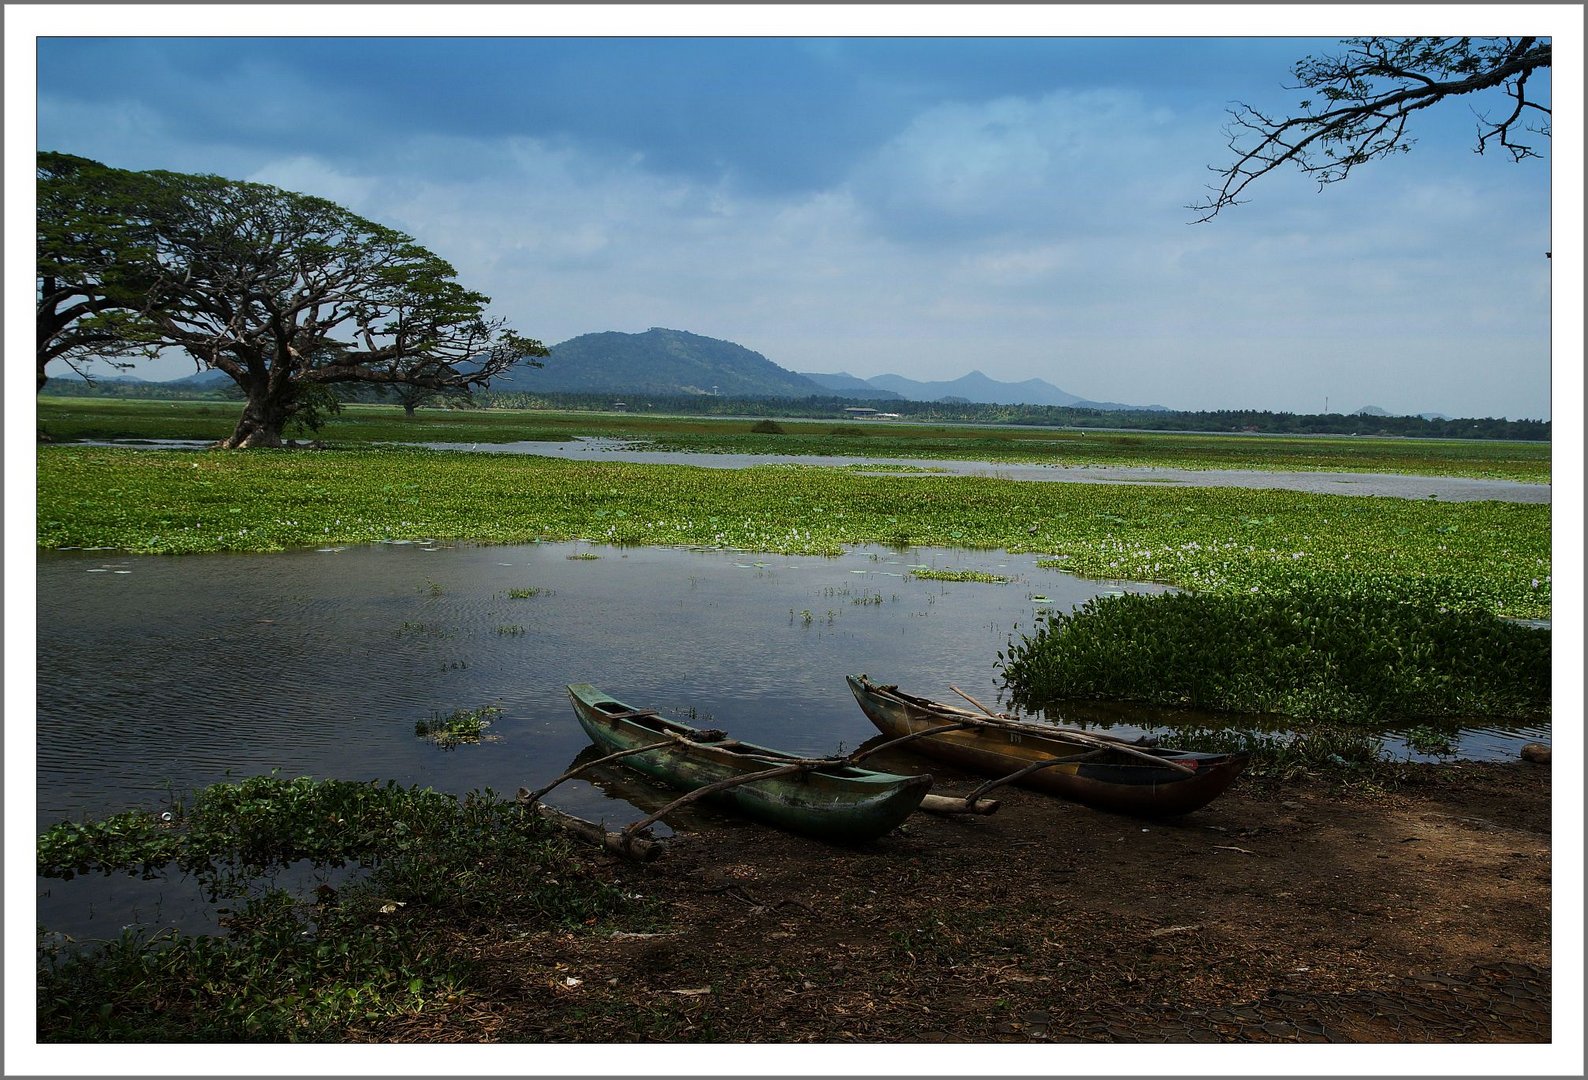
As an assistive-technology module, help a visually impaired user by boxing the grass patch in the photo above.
[999,591,1551,725]
[37,775,656,1041]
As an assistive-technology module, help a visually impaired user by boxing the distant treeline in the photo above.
[480,391,1550,441]
[42,377,1550,441]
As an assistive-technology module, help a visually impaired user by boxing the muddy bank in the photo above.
[366,760,1553,1050]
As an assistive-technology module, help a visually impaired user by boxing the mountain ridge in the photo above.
[806,368,1165,411]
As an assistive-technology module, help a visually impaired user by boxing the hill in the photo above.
[798,371,905,400]
[805,368,1165,411]
[522,328,826,398]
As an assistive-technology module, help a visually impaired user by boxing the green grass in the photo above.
[37,445,1550,618]
[37,396,1552,483]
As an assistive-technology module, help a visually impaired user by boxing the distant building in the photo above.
[843,407,879,419]
[611,400,628,412]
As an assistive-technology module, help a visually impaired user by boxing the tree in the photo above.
[37,157,549,446]
[388,383,477,418]
[36,152,167,392]
[135,170,549,447]
[1191,37,1551,221]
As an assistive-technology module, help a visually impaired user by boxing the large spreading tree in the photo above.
[36,152,167,392]
[38,156,547,446]
[1191,36,1551,221]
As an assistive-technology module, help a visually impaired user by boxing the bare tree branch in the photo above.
[1191,37,1551,222]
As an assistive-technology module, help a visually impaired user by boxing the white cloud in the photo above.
[31,40,1555,419]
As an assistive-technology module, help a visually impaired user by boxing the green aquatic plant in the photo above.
[37,776,654,1041]
[1000,591,1550,725]
[1402,724,1461,756]
[37,445,1549,618]
[415,704,502,748]
[36,396,1552,482]
[910,568,1011,584]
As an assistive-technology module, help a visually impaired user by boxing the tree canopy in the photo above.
[37,154,548,446]
[1192,36,1551,221]
[36,152,167,392]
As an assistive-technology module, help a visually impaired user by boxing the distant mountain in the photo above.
[1353,405,1390,417]
[805,368,1165,411]
[78,330,1161,411]
[798,371,905,400]
[521,328,827,398]
[166,368,233,388]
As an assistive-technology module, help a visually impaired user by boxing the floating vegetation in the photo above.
[1000,591,1551,726]
[496,624,526,636]
[36,775,652,1041]
[506,587,543,599]
[36,397,1551,482]
[910,568,1011,584]
[415,704,502,748]
[36,445,1549,618]
[1401,724,1462,757]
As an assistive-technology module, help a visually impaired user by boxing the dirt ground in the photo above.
[377,758,1553,1046]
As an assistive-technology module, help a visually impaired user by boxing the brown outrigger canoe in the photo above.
[846,674,1248,817]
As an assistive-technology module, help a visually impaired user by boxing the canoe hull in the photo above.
[846,675,1247,817]
[567,683,931,841]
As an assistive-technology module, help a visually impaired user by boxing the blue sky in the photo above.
[19,11,1570,419]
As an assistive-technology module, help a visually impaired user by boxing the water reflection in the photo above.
[36,540,1142,835]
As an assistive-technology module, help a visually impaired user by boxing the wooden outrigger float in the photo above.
[846,674,1249,817]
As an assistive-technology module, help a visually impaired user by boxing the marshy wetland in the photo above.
[32,400,1556,1047]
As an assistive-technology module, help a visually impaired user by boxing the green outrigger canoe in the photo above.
[566,683,933,841]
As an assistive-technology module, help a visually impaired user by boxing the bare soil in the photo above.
[376,760,1552,1045]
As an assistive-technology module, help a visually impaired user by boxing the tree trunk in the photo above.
[218,382,292,449]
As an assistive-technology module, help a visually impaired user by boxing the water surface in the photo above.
[35,539,1548,940]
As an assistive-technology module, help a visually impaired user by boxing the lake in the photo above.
[34,537,1548,941]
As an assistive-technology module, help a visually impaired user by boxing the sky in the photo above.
[15,11,1575,421]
